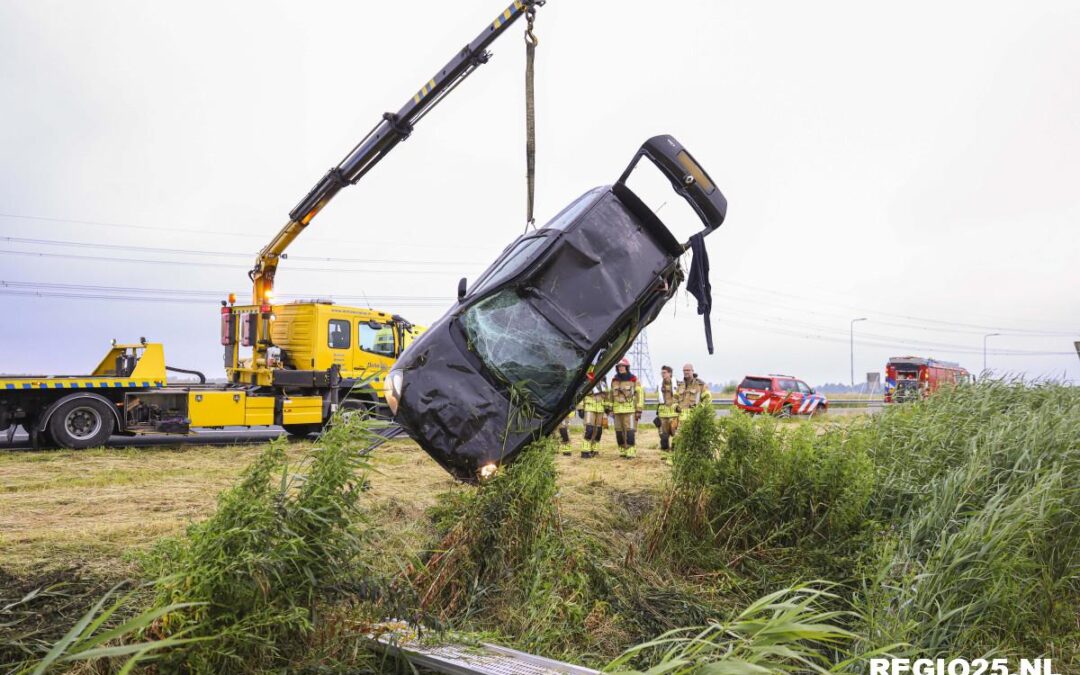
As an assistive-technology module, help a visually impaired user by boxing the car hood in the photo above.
[392,318,539,482]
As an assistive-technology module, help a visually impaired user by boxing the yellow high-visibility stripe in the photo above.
[0,379,165,389]
[503,8,512,20]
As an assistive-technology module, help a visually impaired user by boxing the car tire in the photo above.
[48,397,115,449]
[813,404,827,417]
[779,404,793,419]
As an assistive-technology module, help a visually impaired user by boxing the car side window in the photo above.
[797,381,812,394]
[541,188,604,231]
[328,319,350,349]
[358,322,396,356]
[469,235,550,297]
[778,379,798,392]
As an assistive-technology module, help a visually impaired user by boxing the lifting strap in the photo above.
[523,6,539,232]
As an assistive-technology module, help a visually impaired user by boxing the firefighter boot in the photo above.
[580,439,594,459]
[559,426,571,455]
[615,430,627,457]
[625,431,637,458]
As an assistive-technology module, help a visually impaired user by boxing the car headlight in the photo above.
[385,369,404,415]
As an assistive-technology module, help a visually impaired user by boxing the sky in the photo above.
[1,0,1077,388]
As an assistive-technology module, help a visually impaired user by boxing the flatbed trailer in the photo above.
[0,341,332,449]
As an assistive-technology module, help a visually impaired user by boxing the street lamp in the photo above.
[983,332,1001,375]
[851,317,867,388]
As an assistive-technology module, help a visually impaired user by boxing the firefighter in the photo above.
[655,365,679,463]
[557,414,572,456]
[674,362,712,434]
[577,369,609,458]
[610,358,644,458]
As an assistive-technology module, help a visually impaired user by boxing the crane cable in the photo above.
[523,5,539,232]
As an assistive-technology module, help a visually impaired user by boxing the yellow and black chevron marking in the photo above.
[493,1,525,29]
[413,78,438,104]
[412,1,525,104]
[1,378,165,391]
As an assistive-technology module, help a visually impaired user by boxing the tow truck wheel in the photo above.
[48,397,115,449]
[282,423,323,439]
[340,398,383,422]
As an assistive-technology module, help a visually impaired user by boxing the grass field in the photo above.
[2,383,1077,673]
[0,427,675,579]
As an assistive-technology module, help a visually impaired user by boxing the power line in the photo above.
[0,249,480,275]
[0,211,478,251]
[1,279,1071,357]
[6,217,1075,338]
[0,235,483,267]
[709,301,1076,355]
[0,288,450,308]
[0,279,451,303]
[716,315,1073,357]
[715,279,1079,336]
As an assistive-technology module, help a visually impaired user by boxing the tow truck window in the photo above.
[469,235,550,298]
[328,319,351,349]
[359,322,396,356]
[462,289,586,410]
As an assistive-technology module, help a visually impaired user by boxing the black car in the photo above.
[386,135,727,481]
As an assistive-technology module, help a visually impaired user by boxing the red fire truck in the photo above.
[884,356,972,403]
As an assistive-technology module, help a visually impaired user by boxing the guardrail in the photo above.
[643,398,884,409]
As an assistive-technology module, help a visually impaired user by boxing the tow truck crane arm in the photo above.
[250,0,544,305]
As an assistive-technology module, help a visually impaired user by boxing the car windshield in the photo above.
[461,289,586,410]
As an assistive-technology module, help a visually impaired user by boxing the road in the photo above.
[1,404,878,451]
[1,427,288,450]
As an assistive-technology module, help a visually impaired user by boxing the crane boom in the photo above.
[250,0,544,304]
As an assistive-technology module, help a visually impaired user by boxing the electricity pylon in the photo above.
[628,329,656,390]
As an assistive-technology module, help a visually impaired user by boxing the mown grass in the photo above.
[4,380,1078,672]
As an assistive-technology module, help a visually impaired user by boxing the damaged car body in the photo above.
[386,135,727,481]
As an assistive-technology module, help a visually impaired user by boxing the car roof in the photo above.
[741,374,799,382]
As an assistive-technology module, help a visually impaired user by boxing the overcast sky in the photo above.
[1,0,1077,388]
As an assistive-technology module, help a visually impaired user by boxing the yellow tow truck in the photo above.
[0,0,543,449]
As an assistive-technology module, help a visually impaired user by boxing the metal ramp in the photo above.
[370,623,600,675]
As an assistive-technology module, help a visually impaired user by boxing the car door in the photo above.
[778,379,801,409]
[796,380,817,413]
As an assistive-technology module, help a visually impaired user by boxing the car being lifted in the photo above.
[386,135,727,481]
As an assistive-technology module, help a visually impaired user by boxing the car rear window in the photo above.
[739,377,772,390]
